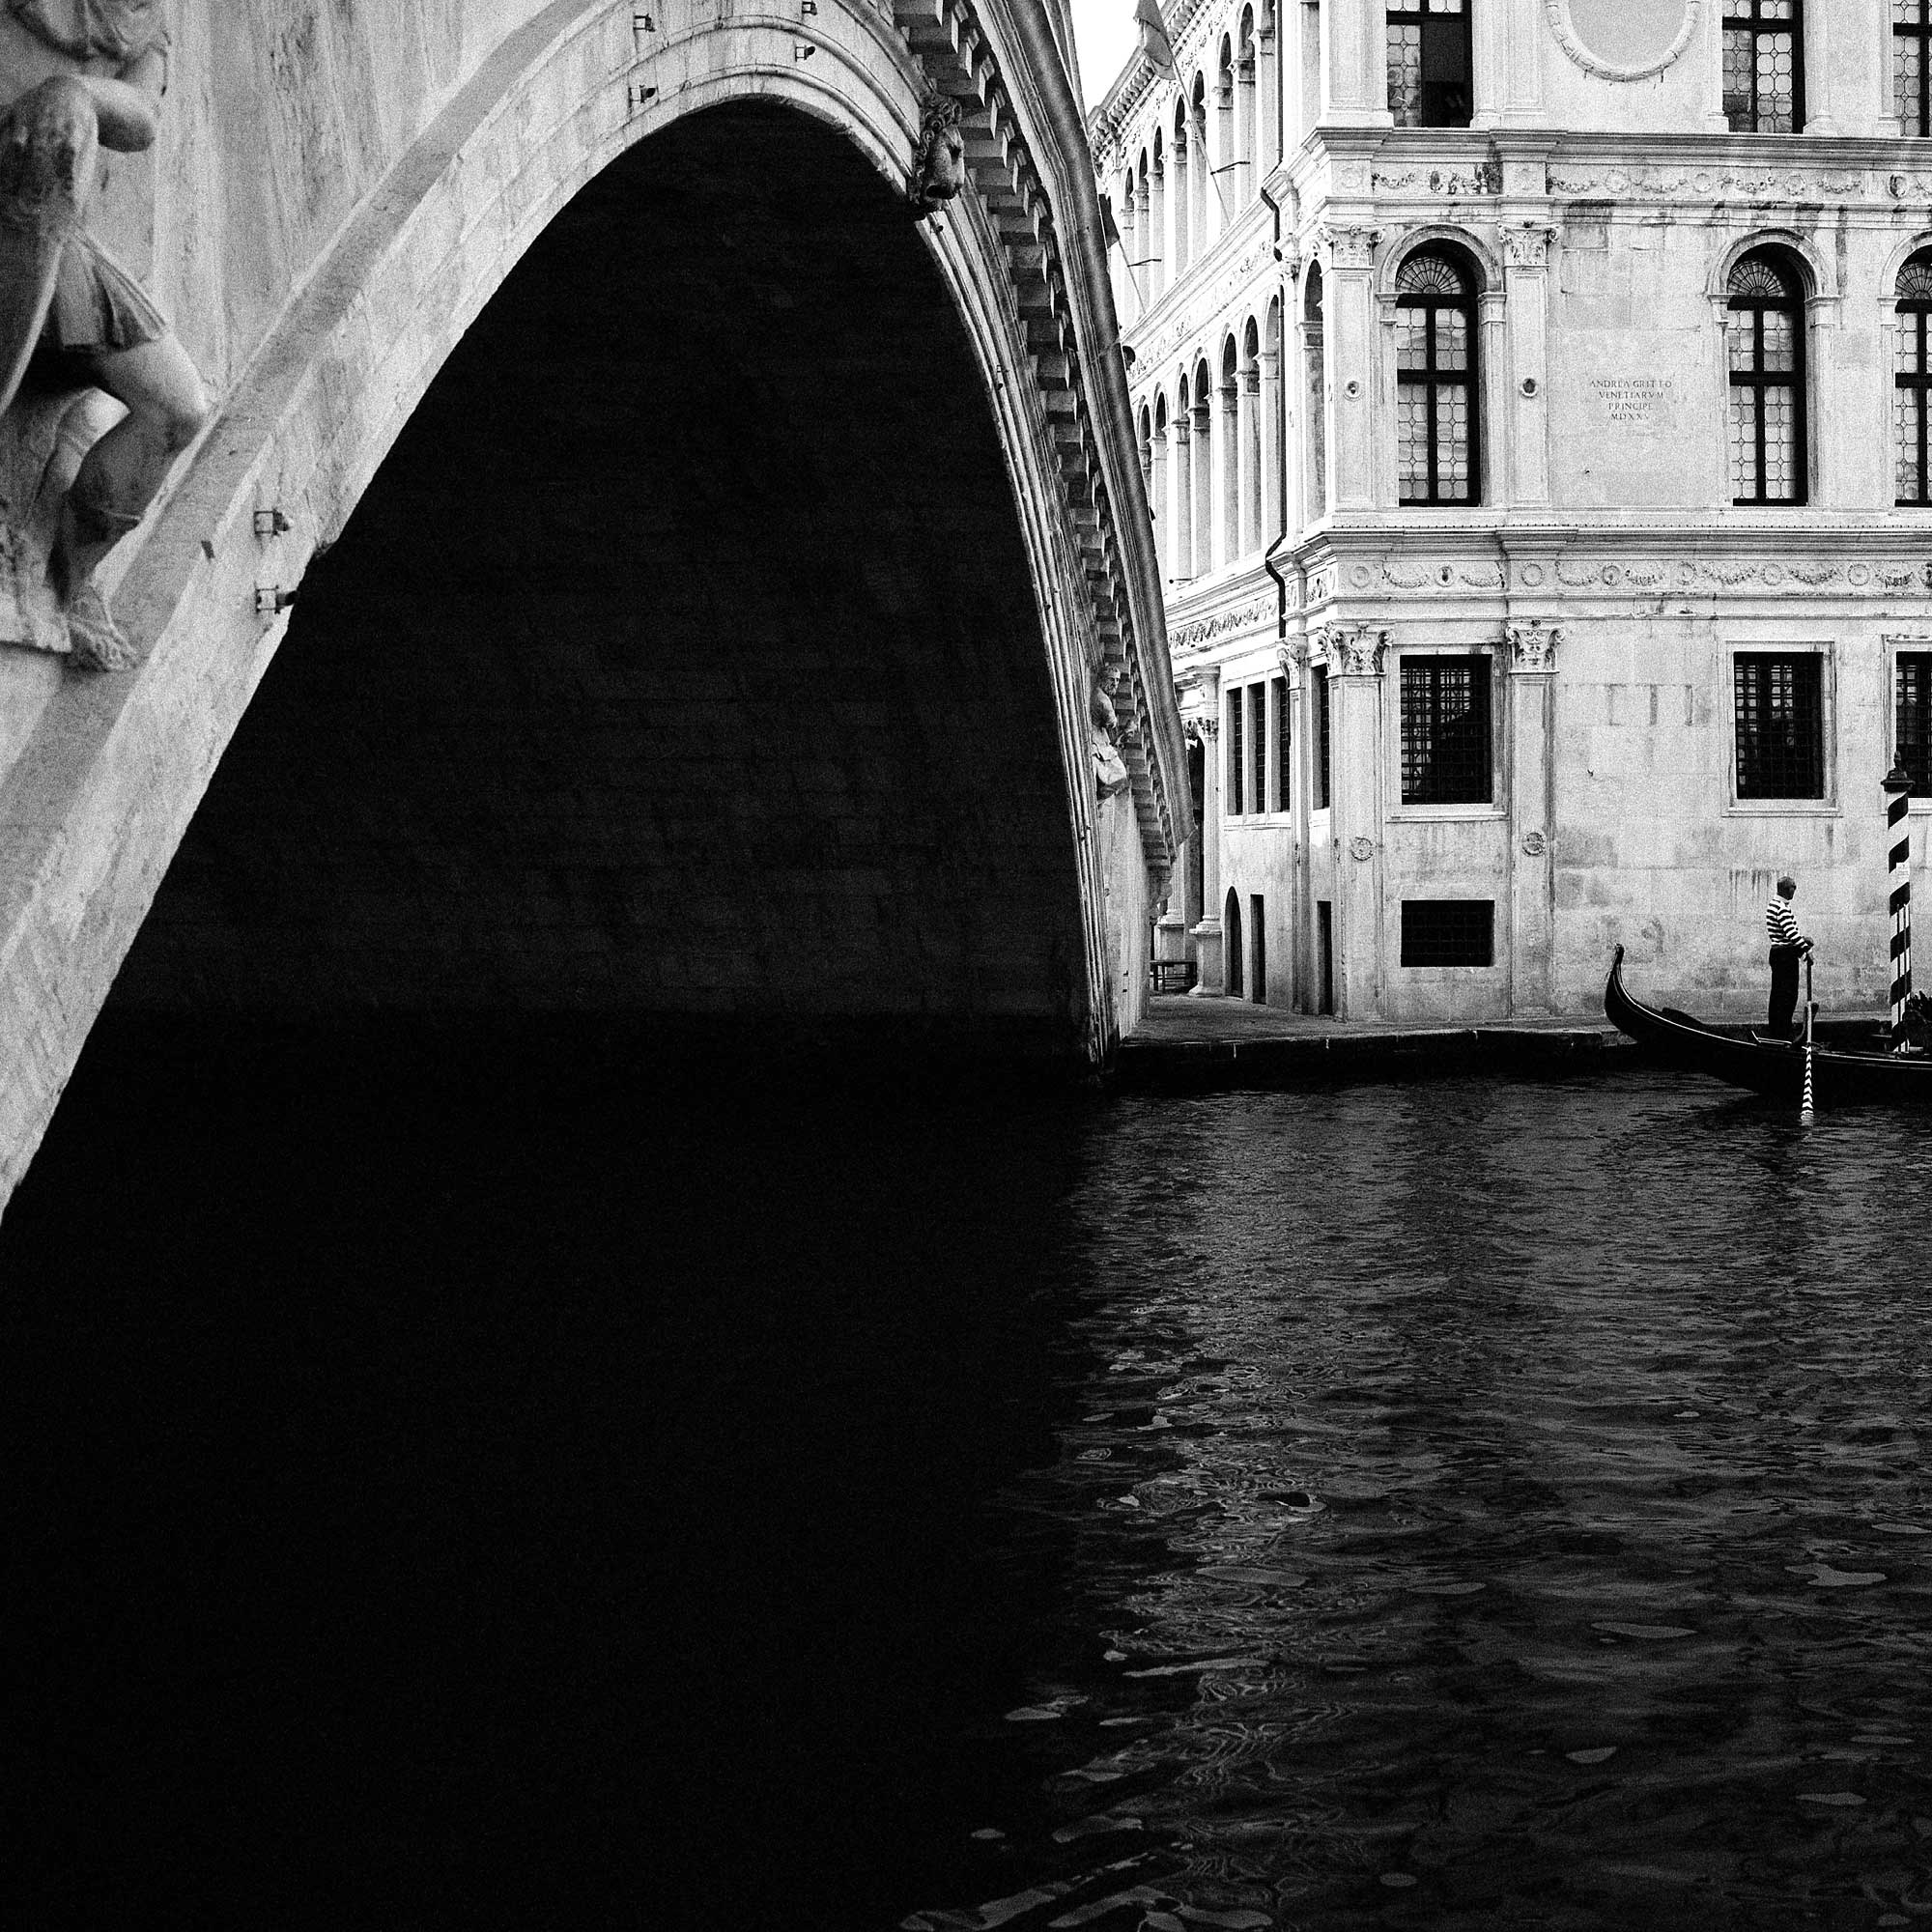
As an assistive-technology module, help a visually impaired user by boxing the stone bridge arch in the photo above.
[0,0,1182,1212]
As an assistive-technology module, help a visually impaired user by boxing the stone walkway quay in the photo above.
[1115,993,1640,1093]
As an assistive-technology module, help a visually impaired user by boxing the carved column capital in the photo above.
[1320,624,1388,677]
[1506,619,1560,673]
[1317,223,1380,270]
[1184,713,1221,745]
[1502,222,1558,271]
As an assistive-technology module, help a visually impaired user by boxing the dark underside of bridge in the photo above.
[104,101,1091,1083]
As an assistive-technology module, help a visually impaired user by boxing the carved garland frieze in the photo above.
[1545,558,1932,593]
[1371,163,1500,197]
[1548,164,1868,202]
[1168,593,1274,653]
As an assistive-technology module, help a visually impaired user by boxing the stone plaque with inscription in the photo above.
[1586,373,1679,432]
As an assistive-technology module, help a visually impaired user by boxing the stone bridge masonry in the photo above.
[0,0,1185,1214]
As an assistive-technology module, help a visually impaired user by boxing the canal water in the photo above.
[4,1043,1932,1929]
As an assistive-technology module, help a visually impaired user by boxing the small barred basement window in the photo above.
[1402,899,1494,967]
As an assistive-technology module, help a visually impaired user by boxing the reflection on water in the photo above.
[7,1051,1932,1929]
[919,1076,1932,1932]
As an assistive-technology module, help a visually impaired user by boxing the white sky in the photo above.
[1069,0,1140,107]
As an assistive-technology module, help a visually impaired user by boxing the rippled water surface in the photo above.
[7,1054,1932,1929]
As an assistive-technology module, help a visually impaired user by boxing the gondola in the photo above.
[1604,944,1932,1105]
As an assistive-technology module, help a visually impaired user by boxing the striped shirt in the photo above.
[1767,895,1802,947]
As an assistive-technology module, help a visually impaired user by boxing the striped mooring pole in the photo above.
[1885,761,1914,1053]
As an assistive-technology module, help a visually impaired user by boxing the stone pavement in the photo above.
[1118,992,1898,1093]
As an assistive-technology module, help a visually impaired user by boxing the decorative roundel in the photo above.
[1350,563,1375,588]
[1521,831,1548,858]
[1849,562,1873,588]
[1547,0,1699,82]
[1520,563,1547,588]
[1350,836,1375,862]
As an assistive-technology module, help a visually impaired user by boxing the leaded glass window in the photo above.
[1396,249,1478,505]
[1248,682,1265,816]
[1898,653,1932,797]
[1270,675,1290,811]
[1735,653,1824,800]
[1899,256,1932,504]
[1727,250,1805,506]
[1900,0,1931,136]
[1386,0,1471,128]
[1724,0,1803,133]
[1400,655,1492,805]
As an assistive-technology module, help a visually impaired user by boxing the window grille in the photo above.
[1401,900,1494,967]
[1900,0,1932,134]
[1724,0,1803,132]
[1735,652,1825,800]
[1270,675,1290,811]
[1315,665,1331,810]
[1228,685,1244,814]
[1396,250,1478,505]
[1900,256,1932,503]
[1248,683,1265,814]
[1386,0,1471,128]
[1400,654,1492,805]
[1727,250,1805,505]
[1899,653,1932,797]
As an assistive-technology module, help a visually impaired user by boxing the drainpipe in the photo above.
[1259,181,1289,650]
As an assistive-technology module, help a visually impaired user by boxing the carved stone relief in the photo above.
[1372,163,1500,198]
[1168,593,1273,654]
[1502,224,1558,270]
[1507,620,1561,673]
[908,97,965,215]
[1546,0,1700,82]
[1320,624,1387,677]
[1548,163,1867,202]
[0,2,207,670]
[1318,224,1380,270]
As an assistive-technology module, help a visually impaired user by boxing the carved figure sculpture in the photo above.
[908,96,964,216]
[1091,668,1131,798]
[0,0,207,668]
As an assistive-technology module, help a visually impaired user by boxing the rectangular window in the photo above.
[1401,899,1494,967]
[1386,0,1471,128]
[1314,666,1331,810]
[1724,0,1803,134]
[1899,653,1932,797]
[1248,683,1265,816]
[1228,688,1244,815]
[1899,0,1932,135]
[1735,652,1825,800]
[1400,654,1492,805]
[1727,303,1804,504]
[1270,675,1290,811]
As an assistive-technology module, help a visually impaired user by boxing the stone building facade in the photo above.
[1094,0,1932,1022]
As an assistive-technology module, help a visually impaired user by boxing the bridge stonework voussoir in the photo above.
[0,0,1182,1218]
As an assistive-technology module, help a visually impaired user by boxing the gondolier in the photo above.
[1766,874,1813,1041]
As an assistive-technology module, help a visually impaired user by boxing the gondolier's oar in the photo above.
[1802,952,1816,1126]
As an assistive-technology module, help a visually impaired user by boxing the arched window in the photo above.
[1219,336,1240,559]
[1190,71,1211,238]
[1151,393,1170,576]
[1241,318,1263,553]
[1899,254,1932,505]
[1727,248,1805,506]
[1395,248,1477,505]
[1303,266,1326,517]
[1236,9,1258,195]
[1172,101,1190,275]
[1192,355,1214,573]
[1174,375,1194,579]
[1151,131,1165,298]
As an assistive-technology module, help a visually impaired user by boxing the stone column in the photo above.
[1150,155,1166,300]
[1240,362,1262,554]
[1260,327,1283,542]
[1803,2,1839,134]
[1183,671,1225,993]
[1281,642,1311,1009]
[1326,625,1386,1019]
[1321,0,1393,127]
[1222,370,1243,562]
[1506,621,1558,1015]
[1501,224,1553,508]
[1321,225,1379,511]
